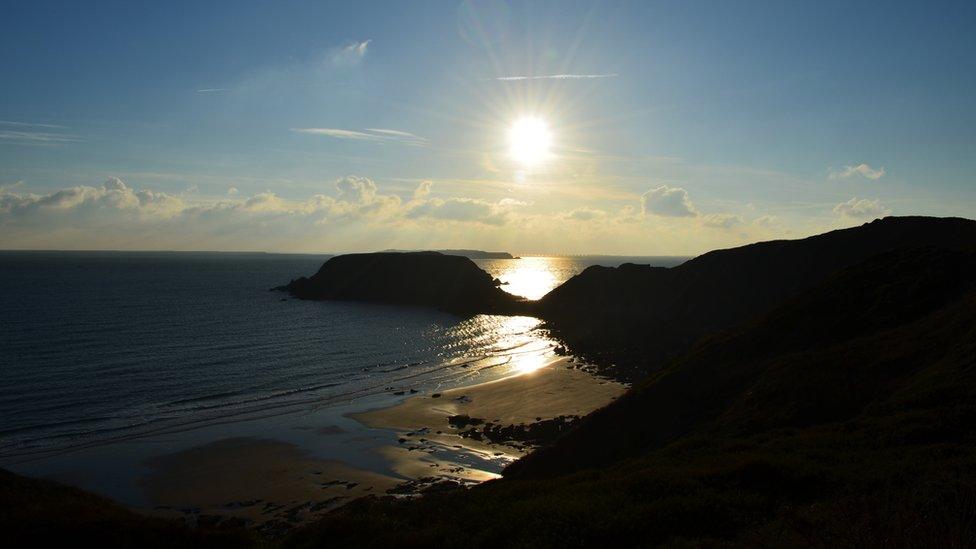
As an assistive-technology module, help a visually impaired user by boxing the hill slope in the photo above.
[0,469,252,547]
[536,216,976,379]
[288,245,976,547]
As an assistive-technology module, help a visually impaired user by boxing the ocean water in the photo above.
[0,251,687,463]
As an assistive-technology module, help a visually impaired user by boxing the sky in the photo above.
[1,0,974,255]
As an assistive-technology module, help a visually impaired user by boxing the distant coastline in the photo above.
[381,248,517,259]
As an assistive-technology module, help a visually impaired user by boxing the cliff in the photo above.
[535,216,976,379]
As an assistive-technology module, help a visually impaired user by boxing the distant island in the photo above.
[278,251,523,314]
[381,249,517,260]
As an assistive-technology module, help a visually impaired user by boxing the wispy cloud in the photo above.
[495,73,618,81]
[0,120,65,129]
[331,39,371,67]
[0,121,81,145]
[292,127,427,145]
[195,88,231,93]
[829,163,886,180]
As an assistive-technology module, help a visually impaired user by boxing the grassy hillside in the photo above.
[286,246,976,547]
[5,219,975,547]
[536,216,976,379]
[0,469,255,547]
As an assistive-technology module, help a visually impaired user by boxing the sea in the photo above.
[0,251,687,502]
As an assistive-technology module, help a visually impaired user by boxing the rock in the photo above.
[276,252,524,314]
[448,415,485,429]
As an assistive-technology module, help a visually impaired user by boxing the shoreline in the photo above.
[349,356,627,492]
[133,356,626,533]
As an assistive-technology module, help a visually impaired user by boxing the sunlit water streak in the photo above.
[0,252,687,460]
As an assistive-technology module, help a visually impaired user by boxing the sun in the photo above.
[508,116,552,167]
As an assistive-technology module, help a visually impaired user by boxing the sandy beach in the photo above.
[137,356,626,533]
[352,357,627,491]
[141,437,398,534]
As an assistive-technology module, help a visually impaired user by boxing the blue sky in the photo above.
[1,0,974,253]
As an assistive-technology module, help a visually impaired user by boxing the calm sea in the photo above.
[0,251,687,461]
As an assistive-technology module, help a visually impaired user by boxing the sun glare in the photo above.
[508,116,552,167]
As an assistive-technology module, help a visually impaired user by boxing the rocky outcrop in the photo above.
[278,252,523,314]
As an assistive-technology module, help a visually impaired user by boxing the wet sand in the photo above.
[138,356,625,533]
[141,437,398,534]
[353,357,626,488]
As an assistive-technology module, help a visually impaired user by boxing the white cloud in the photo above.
[0,120,82,145]
[833,197,890,219]
[195,88,231,93]
[0,177,185,218]
[292,127,426,145]
[0,176,777,254]
[640,185,698,217]
[701,213,744,229]
[335,175,378,203]
[413,180,432,199]
[565,207,607,221]
[830,163,886,180]
[331,39,371,66]
[407,198,511,226]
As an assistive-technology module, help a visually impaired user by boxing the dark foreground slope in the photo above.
[536,216,976,379]
[0,469,252,547]
[287,245,976,547]
[280,252,521,313]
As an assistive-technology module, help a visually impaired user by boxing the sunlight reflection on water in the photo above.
[475,255,690,301]
[480,256,564,300]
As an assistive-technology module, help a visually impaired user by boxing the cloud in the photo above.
[640,185,698,217]
[413,180,432,199]
[292,127,426,145]
[0,120,65,129]
[830,163,885,180]
[195,88,231,93]
[335,175,378,203]
[495,73,618,81]
[833,197,890,219]
[0,175,514,236]
[0,177,185,218]
[565,207,607,221]
[331,39,371,66]
[406,197,509,225]
[753,215,779,228]
[701,213,744,229]
[0,120,81,145]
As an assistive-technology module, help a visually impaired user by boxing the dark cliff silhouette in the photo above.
[535,216,976,379]
[289,235,976,547]
[9,216,976,546]
[279,252,522,314]
[284,217,976,381]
